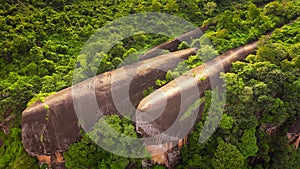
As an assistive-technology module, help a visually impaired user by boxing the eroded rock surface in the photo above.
[288,118,300,149]
[22,19,213,162]
[22,48,197,157]
[136,41,258,167]
[137,41,258,136]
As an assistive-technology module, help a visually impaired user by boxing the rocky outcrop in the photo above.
[22,21,213,167]
[287,118,300,149]
[136,41,258,166]
[37,152,66,169]
[22,48,197,158]
[22,39,258,168]
[137,41,258,135]
[145,136,188,168]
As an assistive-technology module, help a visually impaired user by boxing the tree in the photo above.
[247,3,260,22]
[151,0,161,12]
[256,43,287,65]
[164,0,178,13]
[29,45,44,63]
[220,114,234,130]
[204,2,217,16]
[212,139,245,169]
[218,10,234,30]
[263,1,285,18]
[238,128,258,158]
[64,115,143,169]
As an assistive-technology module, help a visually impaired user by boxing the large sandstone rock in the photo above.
[137,41,258,136]
[136,41,258,166]
[22,19,213,159]
[22,48,197,156]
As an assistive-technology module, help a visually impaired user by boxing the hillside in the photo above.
[0,0,300,168]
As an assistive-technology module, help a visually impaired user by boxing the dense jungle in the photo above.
[0,0,300,168]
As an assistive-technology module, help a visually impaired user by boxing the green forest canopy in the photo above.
[0,0,299,168]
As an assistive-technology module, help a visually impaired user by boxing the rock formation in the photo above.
[22,48,197,157]
[21,20,272,168]
[136,41,258,166]
[22,21,213,162]
[22,39,259,168]
[287,118,300,150]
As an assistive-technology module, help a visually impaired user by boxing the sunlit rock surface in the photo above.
[21,19,212,160]
[136,41,258,166]
[22,48,197,156]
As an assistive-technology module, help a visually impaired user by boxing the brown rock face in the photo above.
[37,155,51,166]
[136,41,258,166]
[37,152,66,169]
[22,90,81,156]
[288,118,300,150]
[21,18,212,160]
[21,20,262,168]
[22,48,197,157]
[137,41,258,136]
[22,40,258,168]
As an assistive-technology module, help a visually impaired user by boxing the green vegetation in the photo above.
[180,97,205,121]
[0,128,39,169]
[212,138,245,169]
[143,86,155,97]
[179,16,300,169]
[206,0,300,53]
[0,0,299,168]
[64,115,146,169]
